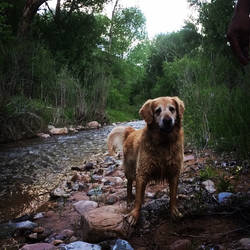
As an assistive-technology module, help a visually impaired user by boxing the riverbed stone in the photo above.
[218,192,233,203]
[20,243,56,250]
[239,238,250,249]
[202,180,216,193]
[51,187,70,198]
[84,162,94,171]
[37,133,50,138]
[33,212,45,220]
[101,176,124,186]
[113,239,134,250]
[73,200,98,216]
[80,205,125,242]
[86,121,101,129]
[60,241,101,250]
[169,239,192,250]
[49,127,68,135]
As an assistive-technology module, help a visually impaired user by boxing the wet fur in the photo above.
[107,96,185,225]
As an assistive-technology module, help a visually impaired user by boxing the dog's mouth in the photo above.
[160,126,173,133]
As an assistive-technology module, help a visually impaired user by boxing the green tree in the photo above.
[109,7,147,57]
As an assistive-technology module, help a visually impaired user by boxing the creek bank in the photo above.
[0,121,145,223]
[1,149,249,249]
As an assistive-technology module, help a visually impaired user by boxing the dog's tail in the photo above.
[107,126,135,156]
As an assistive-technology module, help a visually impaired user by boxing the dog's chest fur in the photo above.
[136,129,183,181]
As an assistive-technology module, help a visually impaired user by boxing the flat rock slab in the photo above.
[73,200,98,216]
[81,205,125,243]
[20,243,56,250]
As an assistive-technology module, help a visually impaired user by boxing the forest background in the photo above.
[0,0,249,156]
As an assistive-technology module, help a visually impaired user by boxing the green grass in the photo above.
[107,107,137,123]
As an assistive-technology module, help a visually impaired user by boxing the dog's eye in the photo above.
[169,106,175,113]
[155,107,162,115]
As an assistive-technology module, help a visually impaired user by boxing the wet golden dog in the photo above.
[107,96,184,226]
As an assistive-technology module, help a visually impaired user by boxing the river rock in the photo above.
[80,205,125,242]
[84,162,94,171]
[87,188,102,197]
[86,121,101,129]
[28,232,38,240]
[61,229,74,239]
[113,239,134,250]
[202,180,216,193]
[33,226,45,234]
[15,220,38,229]
[37,133,50,138]
[49,127,68,135]
[60,241,101,250]
[68,127,78,133]
[73,200,98,216]
[169,239,192,250]
[239,238,250,249]
[33,212,45,220]
[51,187,70,198]
[218,192,233,203]
[21,243,56,250]
[101,176,124,186]
[0,221,37,239]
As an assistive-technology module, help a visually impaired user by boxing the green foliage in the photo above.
[217,174,233,193]
[200,166,218,181]
[110,7,147,56]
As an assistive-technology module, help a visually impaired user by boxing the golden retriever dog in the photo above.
[107,96,184,226]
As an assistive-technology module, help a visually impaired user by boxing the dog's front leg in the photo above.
[125,176,146,226]
[169,175,182,219]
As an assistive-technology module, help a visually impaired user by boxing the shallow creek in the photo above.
[0,121,145,222]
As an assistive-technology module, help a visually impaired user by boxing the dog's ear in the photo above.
[139,99,153,124]
[172,96,185,119]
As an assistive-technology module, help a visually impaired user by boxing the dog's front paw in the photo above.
[122,209,139,235]
[170,207,183,220]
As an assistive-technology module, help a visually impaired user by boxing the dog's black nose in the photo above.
[163,118,172,127]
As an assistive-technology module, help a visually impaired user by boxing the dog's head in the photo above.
[139,96,185,133]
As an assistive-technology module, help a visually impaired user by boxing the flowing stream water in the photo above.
[0,121,145,223]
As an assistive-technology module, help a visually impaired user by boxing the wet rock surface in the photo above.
[0,121,249,249]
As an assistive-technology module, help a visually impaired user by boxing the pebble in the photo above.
[113,239,134,250]
[51,187,70,198]
[84,162,94,171]
[87,188,102,196]
[28,233,38,240]
[33,212,44,220]
[239,238,250,249]
[59,241,101,250]
[202,180,216,193]
[15,220,38,229]
[218,192,233,203]
[169,239,191,250]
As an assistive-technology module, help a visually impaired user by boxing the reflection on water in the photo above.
[0,121,145,222]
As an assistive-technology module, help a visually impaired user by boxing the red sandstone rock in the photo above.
[20,243,56,250]
[80,205,125,242]
[86,121,101,129]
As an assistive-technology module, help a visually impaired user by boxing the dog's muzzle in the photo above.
[160,117,174,132]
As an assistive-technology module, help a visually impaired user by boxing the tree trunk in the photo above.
[108,0,119,53]
[55,0,61,19]
[18,0,47,37]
